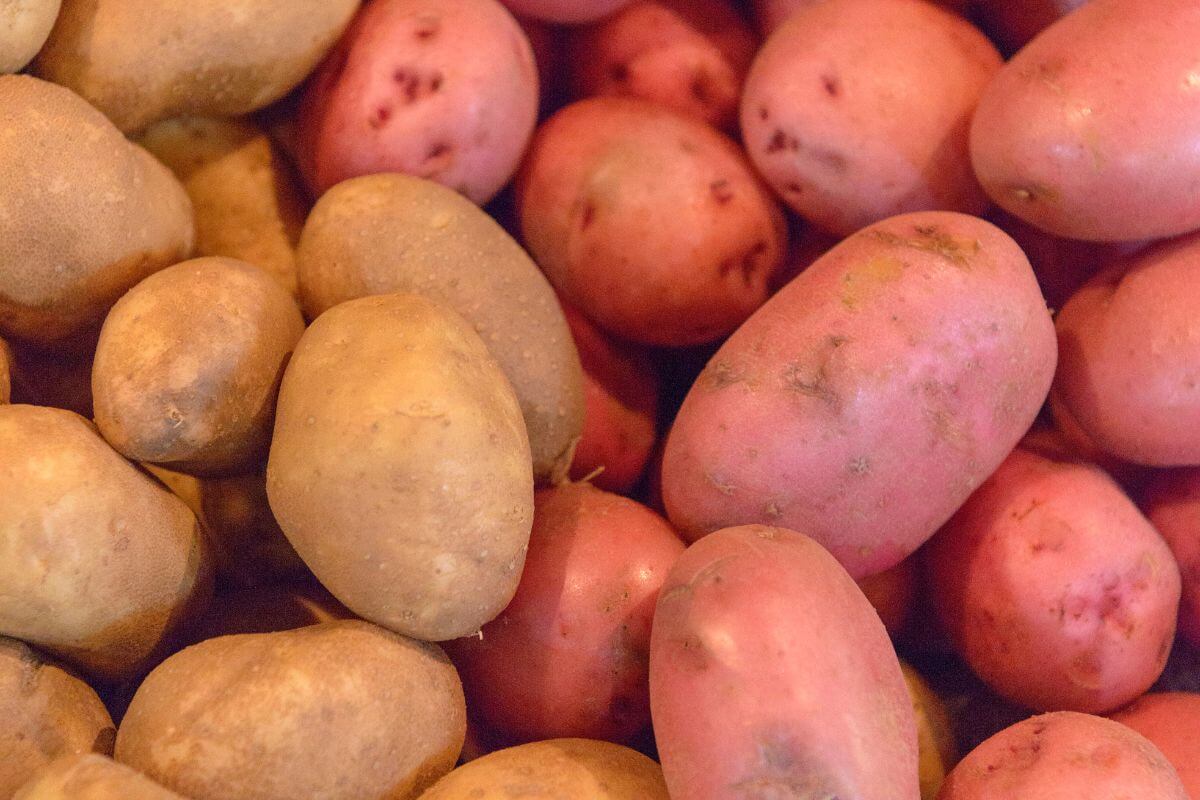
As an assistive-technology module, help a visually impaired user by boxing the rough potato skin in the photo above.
[0,76,193,348]
[13,755,184,800]
[0,337,11,404]
[662,212,1057,578]
[419,739,669,799]
[1142,470,1200,647]
[198,472,309,587]
[0,406,212,683]
[0,639,115,799]
[297,174,584,484]
[266,294,534,641]
[1110,693,1200,798]
[0,0,60,73]
[115,621,465,800]
[938,712,1189,799]
[33,0,359,133]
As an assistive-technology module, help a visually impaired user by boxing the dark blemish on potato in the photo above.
[710,179,734,205]
[766,129,800,154]
[764,502,783,519]
[680,137,698,154]
[848,456,869,475]
[430,72,444,92]
[690,70,716,106]
[93,726,117,754]
[785,182,804,194]
[821,73,841,98]
[1013,499,1042,521]
[425,142,452,163]
[707,471,737,495]
[579,201,596,230]
[413,14,441,40]
[871,226,980,268]
[809,147,849,173]
[783,360,838,407]
[704,359,741,389]
[609,62,629,83]
[369,105,392,129]
[758,105,770,121]
[675,634,710,670]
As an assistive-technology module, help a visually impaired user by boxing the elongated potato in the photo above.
[14,755,186,800]
[266,294,534,641]
[0,0,60,73]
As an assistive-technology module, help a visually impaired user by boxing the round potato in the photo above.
[0,0,60,74]
[13,755,185,800]
[266,294,534,641]
[297,174,584,483]
[115,621,464,800]
[419,739,668,799]
[198,472,308,587]
[34,0,359,133]
[92,257,305,476]
[1143,470,1200,648]
[1110,693,1200,797]
[0,75,193,348]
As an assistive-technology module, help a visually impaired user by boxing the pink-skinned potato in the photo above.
[974,0,1089,53]
[750,0,968,34]
[298,0,538,205]
[499,0,632,25]
[937,712,1188,799]
[650,525,919,800]
[970,0,1200,242]
[662,211,1056,579]
[1110,693,1200,797]
[740,0,999,236]
[1143,470,1200,648]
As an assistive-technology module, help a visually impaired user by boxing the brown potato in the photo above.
[0,405,212,683]
[92,257,305,475]
[115,621,465,800]
[197,472,308,587]
[0,336,11,404]
[0,0,60,74]
[0,639,115,799]
[13,755,185,800]
[0,75,193,348]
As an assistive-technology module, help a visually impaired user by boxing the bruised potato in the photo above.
[13,755,185,800]
[0,0,60,73]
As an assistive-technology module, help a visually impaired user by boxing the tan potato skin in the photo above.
[0,0,60,73]
[139,117,308,297]
[297,174,584,484]
[115,621,466,800]
[0,76,193,348]
[266,294,534,641]
[13,755,185,800]
[0,639,115,800]
[0,406,212,683]
[419,739,669,799]
[34,0,359,133]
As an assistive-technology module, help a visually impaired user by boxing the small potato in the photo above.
[1143,470,1200,648]
[0,406,212,683]
[115,621,465,800]
[1110,693,1200,797]
[34,0,359,133]
[859,556,918,639]
[297,174,584,483]
[13,755,185,800]
[901,664,956,800]
[297,0,537,205]
[266,294,534,641]
[0,0,59,73]
[740,0,999,237]
[938,712,1188,799]
[974,0,1089,53]
[500,0,633,24]
[419,739,668,799]
[92,258,305,476]
[517,97,787,346]
[198,472,308,587]
[0,639,115,799]
[0,336,10,404]
[0,76,193,348]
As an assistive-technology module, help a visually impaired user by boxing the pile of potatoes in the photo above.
[3,0,1200,798]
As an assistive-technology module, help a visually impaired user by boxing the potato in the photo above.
[0,405,212,683]
[926,447,1180,713]
[34,0,359,133]
[499,0,633,24]
[662,212,1056,578]
[0,639,115,799]
[740,0,999,236]
[138,117,308,297]
[1143,470,1200,648]
[974,0,1089,53]
[0,337,11,404]
[938,712,1188,799]
[447,483,683,744]
[650,525,918,800]
[92,257,305,476]
[1110,693,1200,797]
[0,76,193,348]
[901,663,956,800]
[0,0,59,74]
[266,294,534,641]
[568,0,757,129]
[970,0,1200,242]
[1022,402,1151,493]
[859,556,917,639]
[419,739,668,799]
[198,472,308,587]
[115,621,464,800]
[517,97,787,346]
[13,755,185,800]
[297,0,537,205]
[186,583,353,644]
[296,174,584,484]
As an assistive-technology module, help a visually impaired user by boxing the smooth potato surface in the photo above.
[0,0,60,73]
[1143,469,1200,647]
[1110,693,1200,797]
[13,755,184,800]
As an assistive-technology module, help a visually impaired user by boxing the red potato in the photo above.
[1143,470,1200,648]
[750,0,968,34]
[926,447,1180,714]
[970,0,1200,242]
[298,0,538,204]
[662,211,1056,578]
[447,483,684,745]
[568,0,757,129]
[1110,693,1200,797]
[740,0,999,237]
[858,556,918,639]
[974,0,1089,53]
[517,97,787,346]
[938,712,1188,799]
[650,525,919,800]
[1044,391,1151,492]
[500,0,632,24]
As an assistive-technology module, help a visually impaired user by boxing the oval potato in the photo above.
[13,755,185,800]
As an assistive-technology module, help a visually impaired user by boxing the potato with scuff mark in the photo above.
[1110,693,1200,797]
[1142,470,1200,648]
[13,754,185,800]
[0,0,60,74]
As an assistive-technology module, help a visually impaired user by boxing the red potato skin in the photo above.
[938,712,1188,800]
[517,97,787,346]
[925,448,1180,714]
[446,484,684,745]
[1143,470,1200,648]
[974,0,1089,53]
[650,525,919,800]
[858,556,917,639]
[740,0,999,236]
[500,0,633,24]
[970,0,1200,242]
[662,211,1056,579]
[1110,693,1200,797]
[297,0,538,204]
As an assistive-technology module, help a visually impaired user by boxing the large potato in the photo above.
[115,621,465,800]
[0,406,212,683]
[13,755,184,800]
[297,174,584,483]
[1143,469,1200,647]
[650,525,918,800]
[0,76,193,348]
[34,0,359,133]
[971,0,1200,241]
[0,0,60,73]
[1110,693,1200,798]
[266,294,534,641]
[662,212,1056,578]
